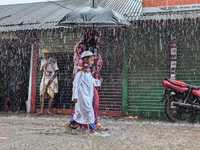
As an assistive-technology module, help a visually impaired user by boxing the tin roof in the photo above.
[0,0,142,32]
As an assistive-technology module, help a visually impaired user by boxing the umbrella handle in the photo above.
[92,0,95,29]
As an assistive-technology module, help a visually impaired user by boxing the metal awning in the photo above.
[0,0,142,32]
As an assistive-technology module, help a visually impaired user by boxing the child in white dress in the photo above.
[64,51,101,134]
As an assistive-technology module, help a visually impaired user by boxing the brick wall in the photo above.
[143,0,200,7]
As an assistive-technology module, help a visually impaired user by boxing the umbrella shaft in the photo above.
[92,0,94,7]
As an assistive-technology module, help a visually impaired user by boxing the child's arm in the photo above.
[72,71,83,102]
[92,76,101,87]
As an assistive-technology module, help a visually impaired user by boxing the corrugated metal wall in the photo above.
[126,20,171,118]
[176,19,200,85]
[124,18,200,118]
[98,28,123,110]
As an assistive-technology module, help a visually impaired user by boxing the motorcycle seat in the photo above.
[165,78,200,90]
[186,84,200,90]
[165,78,185,87]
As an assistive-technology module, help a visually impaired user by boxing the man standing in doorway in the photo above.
[36,49,59,116]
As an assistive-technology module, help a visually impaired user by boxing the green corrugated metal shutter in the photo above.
[124,18,200,118]
[173,27,200,120]
[176,35,200,85]
[126,30,170,118]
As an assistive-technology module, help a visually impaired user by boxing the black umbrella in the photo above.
[58,6,130,27]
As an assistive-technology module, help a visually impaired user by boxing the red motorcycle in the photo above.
[161,78,200,123]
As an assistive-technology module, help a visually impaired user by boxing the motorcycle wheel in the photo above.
[165,95,197,123]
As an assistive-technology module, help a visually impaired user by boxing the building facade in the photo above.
[121,0,200,118]
[0,0,142,116]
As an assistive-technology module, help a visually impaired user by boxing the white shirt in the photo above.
[39,58,59,94]
[72,71,101,124]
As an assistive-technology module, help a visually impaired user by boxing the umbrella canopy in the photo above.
[58,7,131,27]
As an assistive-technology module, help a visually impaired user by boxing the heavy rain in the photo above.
[1,0,200,149]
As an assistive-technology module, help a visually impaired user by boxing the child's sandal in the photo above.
[64,122,72,133]
[92,131,102,136]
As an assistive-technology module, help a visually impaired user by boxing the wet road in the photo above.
[1,113,200,150]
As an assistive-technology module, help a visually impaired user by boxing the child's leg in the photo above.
[89,123,96,133]
[69,118,77,126]
[64,118,77,133]
[65,118,77,126]
[93,87,108,131]
[93,87,99,124]
[72,107,88,130]
[89,123,102,136]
